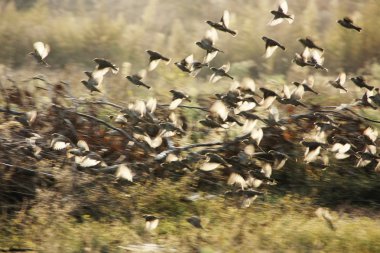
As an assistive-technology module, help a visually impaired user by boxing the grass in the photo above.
[1,178,380,253]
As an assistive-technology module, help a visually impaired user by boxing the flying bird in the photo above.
[196,28,223,63]
[350,76,374,90]
[298,37,324,52]
[206,10,237,36]
[328,72,347,92]
[262,37,285,58]
[126,69,150,89]
[29,41,50,66]
[146,50,171,71]
[169,90,191,110]
[337,17,362,32]
[210,62,233,83]
[269,0,294,26]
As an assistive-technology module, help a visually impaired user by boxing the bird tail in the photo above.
[355,26,362,32]
[287,15,295,24]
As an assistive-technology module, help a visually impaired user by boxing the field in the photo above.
[1,1,380,252]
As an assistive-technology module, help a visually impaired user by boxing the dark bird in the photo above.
[146,50,171,71]
[126,70,150,89]
[81,80,101,93]
[269,0,294,26]
[369,88,380,106]
[50,133,72,150]
[81,71,102,93]
[142,215,160,232]
[350,76,374,90]
[94,58,119,73]
[258,87,279,110]
[206,10,237,36]
[186,216,203,229]
[210,62,233,83]
[301,141,326,163]
[174,54,193,73]
[328,72,347,92]
[169,90,191,110]
[337,17,362,32]
[356,90,377,109]
[196,28,223,63]
[175,54,209,77]
[262,37,285,58]
[29,41,50,66]
[292,53,314,68]
[298,37,324,52]
[292,77,319,96]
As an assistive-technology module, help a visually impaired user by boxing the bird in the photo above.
[369,88,380,106]
[210,62,233,83]
[126,70,150,89]
[269,0,294,26]
[206,10,237,36]
[175,54,209,77]
[350,76,374,90]
[29,41,50,66]
[262,37,285,58]
[328,72,347,92]
[115,163,134,182]
[337,17,362,32]
[169,90,191,110]
[93,58,119,79]
[196,28,223,63]
[292,77,318,96]
[50,133,72,150]
[142,215,161,231]
[146,50,171,71]
[186,216,203,229]
[298,37,324,52]
[81,71,102,93]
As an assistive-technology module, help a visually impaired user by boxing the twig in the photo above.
[1,162,54,178]
[159,104,209,112]
[51,104,149,152]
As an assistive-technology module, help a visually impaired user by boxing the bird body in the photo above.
[338,17,362,32]
[206,10,237,36]
[262,36,285,58]
[29,41,50,66]
[146,50,171,71]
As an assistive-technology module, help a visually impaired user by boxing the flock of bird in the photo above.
[16,0,379,231]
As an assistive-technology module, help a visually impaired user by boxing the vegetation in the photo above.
[1,0,380,252]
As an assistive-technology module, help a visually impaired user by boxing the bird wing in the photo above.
[115,164,134,181]
[338,72,346,86]
[265,45,278,58]
[148,59,161,71]
[184,54,194,65]
[282,84,291,99]
[210,100,229,121]
[221,62,230,72]
[77,140,90,151]
[279,0,288,14]
[221,10,230,28]
[204,51,218,63]
[241,77,256,92]
[137,69,147,80]
[205,28,218,44]
[343,17,353,24]
[33,41,50,59]
[169,98,183,110]
[268,17,284,26]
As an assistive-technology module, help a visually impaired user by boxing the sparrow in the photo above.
[146,50,171,71]
[262,37,285,58]
[337,17,362,32]
[29,41,50,66]
[269,0,294,26]
[206,10,237,36]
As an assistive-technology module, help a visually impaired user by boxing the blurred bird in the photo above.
[262,36,285,58]
[328,72,347,93]
[206,10,237,36]
[29,41,50,66]
[126,70,150,89]
[143,215,160,232]
[298,37,324,52]
[146,50,171,71]
[50,133,72,150]
[169,90,191,110]
[81,71,102,93]
[369,88,380,106]
[196,28,223,63]
[337,17,362,32]
[174,54,193,73]
[210,62,233,83]
[258,87,279,110]
[315,207,336,231]
[350,76,374,90]
[186,216,203,229]
[93,58,119,77]
[115,163,134,182]
[302,141,326,163]
[292,77,318,96]
[269,0,294,26]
